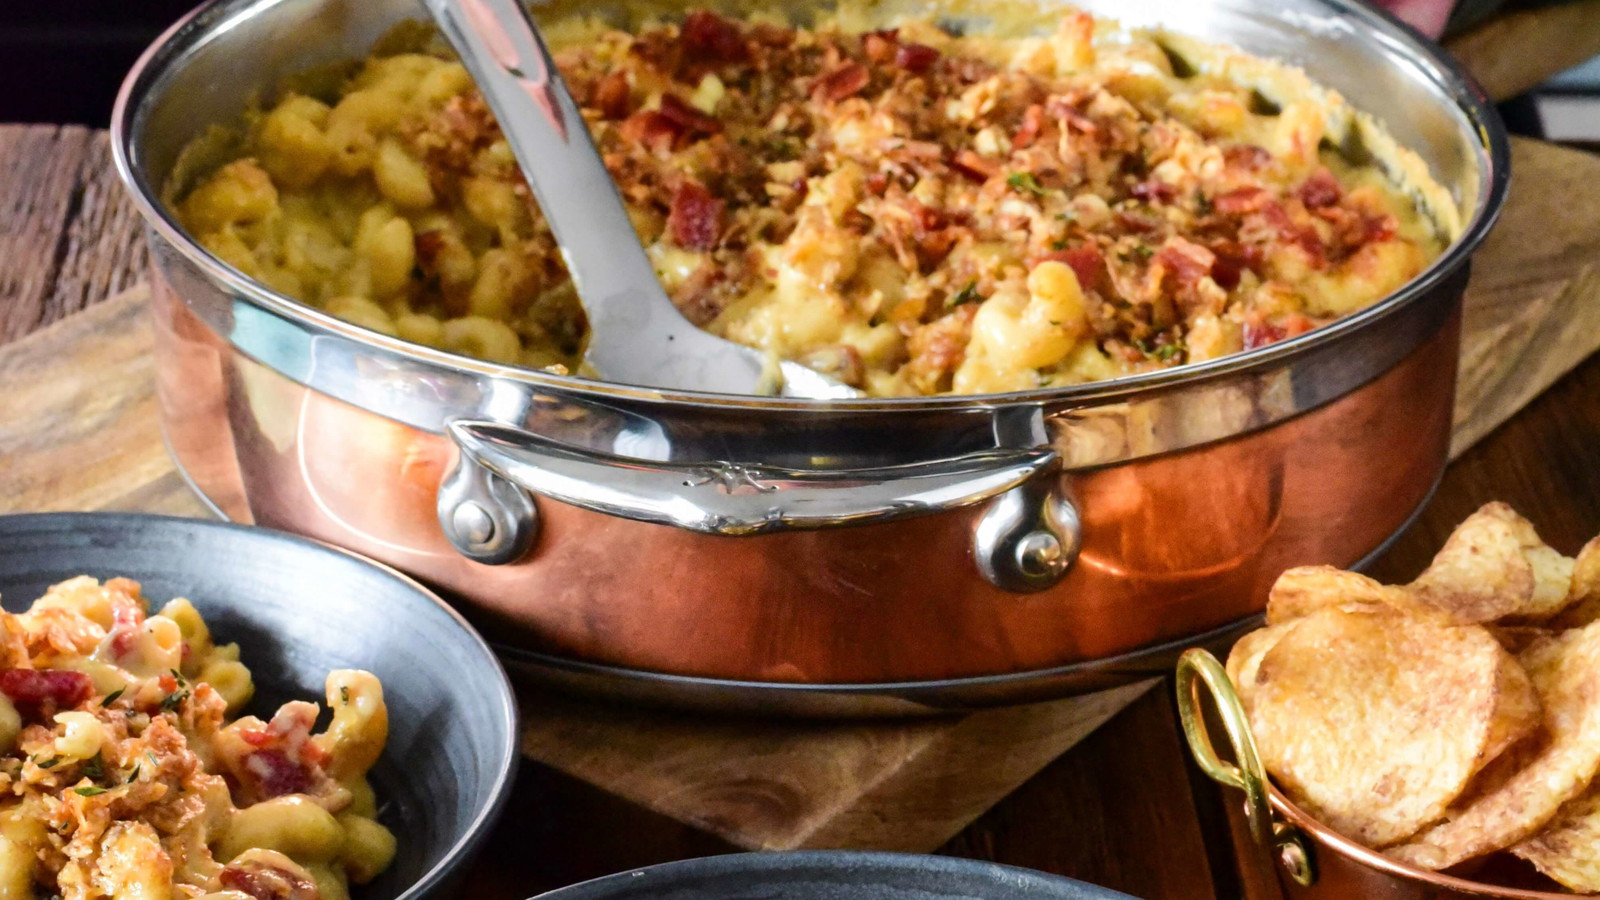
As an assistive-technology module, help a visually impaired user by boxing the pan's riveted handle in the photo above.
[436,418,1080,591]
[1176,648,1317,887]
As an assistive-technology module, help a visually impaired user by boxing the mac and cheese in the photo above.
[176,5,1448,395]
[0,577,394,900]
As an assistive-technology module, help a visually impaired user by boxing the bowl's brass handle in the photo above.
[1175,648,1317,887]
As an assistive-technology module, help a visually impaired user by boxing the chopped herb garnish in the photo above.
[1132,243,1153,261]
[34,756,61,770]
[101,688,125,707]
[945,280,982,309]
[340,686,351,704]
[1153,343,1184,362]
[1056,210,1077,221]
[1006,172,1047,196]
[73,786,108,797]
[81,753,105,781]
[127,764,141,783]
[1195,192,1214,215]
[146,751,159,769]
[1050,238,1067,251]
[160,689,190,712]
[169,669,188,686]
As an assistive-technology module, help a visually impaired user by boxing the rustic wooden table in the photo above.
[3,115,1600,898]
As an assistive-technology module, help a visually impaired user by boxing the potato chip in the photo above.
[1263,566,1419,625]
[1225,623,1295,713]
[1549,536,1600,629]
[1249,606,1524,848]
[1513,790,1600,891]
[1482,652,1541,774]
[1389,621,1600,870]
[1407,503,1542,623]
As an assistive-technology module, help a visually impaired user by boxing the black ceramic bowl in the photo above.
[529,851,1138,899]
[0,512,518,898]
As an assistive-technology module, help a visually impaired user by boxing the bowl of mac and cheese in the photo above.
[112,0,1506,705]
[0,513,518,899]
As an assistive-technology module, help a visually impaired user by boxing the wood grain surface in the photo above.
[4,121,1600,899]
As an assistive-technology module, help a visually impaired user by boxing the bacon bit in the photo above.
[414,230,447,269]
[668,180,725,250]
[1223,144,1272,171]
[1014,103,1045,148]
[619,110,681,154]
[0,669,93,719]
[1282,314,1316,337]
[909,201,948,233]
[894,43,940,72]
[1243,320,1287,350]
[221,859,321,900]
[1213,186,1268,215]
[813,61,870,101]
[1114,208,1162,234]
[865,172,890,196]
[1209,241,1265,289]
[863,29,899,64]
[1130,180,1178,204]
[950,150,1000,181]
[1156,238,1216,284]
[657,93,722,136]
[1297,169,1342,208]
[1047,98,1097,134]
[1260,202,1326,264]
[246,748,315,799]
[681,10,748,63]
[1363,214,1398,243]
[592,71,632,120]
[1039,244,1107,293]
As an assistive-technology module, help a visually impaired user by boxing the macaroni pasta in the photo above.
[176,5,1448,396]
[0,577,394,900]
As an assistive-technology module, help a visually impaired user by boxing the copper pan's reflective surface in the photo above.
[1180,650,1577,900]
[118,0,1507,709]
[151,268,1457,686]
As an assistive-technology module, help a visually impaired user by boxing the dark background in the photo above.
[1,0,198,125]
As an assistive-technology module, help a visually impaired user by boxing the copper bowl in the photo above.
[110,0,1508,713]
[1178,649,1578,900]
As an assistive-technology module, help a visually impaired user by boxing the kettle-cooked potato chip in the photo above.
[1263,566,1420,625]
[1249,606,1532,848]
[1550,537,1600,629]
[1407,503,1571,624]
[1389,621,1600,870]
[1225,622,1295,713]
[1513,790,1600,891]
[1407,503,1530,623]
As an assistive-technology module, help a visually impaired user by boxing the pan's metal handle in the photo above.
[1176,648,1317,887]
[436,418,1080,591]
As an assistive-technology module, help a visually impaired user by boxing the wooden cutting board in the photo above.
[4,136,1600,854]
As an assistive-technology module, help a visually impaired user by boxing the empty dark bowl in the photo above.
[528,851,1139,899]
[0,512,519,899]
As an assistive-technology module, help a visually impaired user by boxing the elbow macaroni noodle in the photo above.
[0,577,394,900]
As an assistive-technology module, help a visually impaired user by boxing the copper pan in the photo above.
[1178,649,1578,900]
[113,0,1508,713]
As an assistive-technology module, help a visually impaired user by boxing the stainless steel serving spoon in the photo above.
[420,0,863,399]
